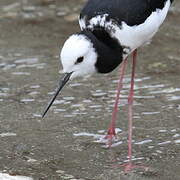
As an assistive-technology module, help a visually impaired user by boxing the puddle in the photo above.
[0,133,17,137]
[134,139,153,145]
[0,173,33,180]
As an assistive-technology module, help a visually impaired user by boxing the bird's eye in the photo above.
[75,56,84,64]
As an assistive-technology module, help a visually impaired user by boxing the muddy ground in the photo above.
[0,0,180,180]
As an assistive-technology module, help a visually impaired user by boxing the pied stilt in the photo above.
[42,0,174,172]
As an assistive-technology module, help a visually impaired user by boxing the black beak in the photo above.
[42,72,73,118]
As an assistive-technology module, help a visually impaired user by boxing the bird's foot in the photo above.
[115,162,149,173]
[104,128,116,147]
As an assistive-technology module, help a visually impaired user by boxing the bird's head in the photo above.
[42,33,97,117]
[61,34,97,79]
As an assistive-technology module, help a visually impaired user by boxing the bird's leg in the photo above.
[105,58,128,143]
[125,49,137,171]
[115,50,137,171]
[117,50,149,172]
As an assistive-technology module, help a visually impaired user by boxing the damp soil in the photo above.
[0,0,180,180]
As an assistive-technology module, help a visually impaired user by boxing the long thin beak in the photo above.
[42,72,73,118]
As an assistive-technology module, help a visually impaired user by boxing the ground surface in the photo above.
[0,0,180,180]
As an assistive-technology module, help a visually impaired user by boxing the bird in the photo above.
[42,0,174,171]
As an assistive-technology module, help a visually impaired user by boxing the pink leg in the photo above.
[114,50,138,171]
[106,58,128,142]
[120,50,148,172]
[125,49,137,171]
[110,50,149,172]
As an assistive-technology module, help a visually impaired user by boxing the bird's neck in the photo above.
[80,30,123,73]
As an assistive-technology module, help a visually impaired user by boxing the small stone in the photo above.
[27,158,37,163]
[22,6,36,13]
[64,14,79,22]
[56,11,67,17]
[56,170,65,174]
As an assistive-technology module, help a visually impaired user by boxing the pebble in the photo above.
[64,13,79,22]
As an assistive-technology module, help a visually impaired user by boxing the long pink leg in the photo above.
[106,58,128,141]
[112,50,149,172]
[117,50,149,172]
[124,49,137,171]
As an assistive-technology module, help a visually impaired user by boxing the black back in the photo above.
[80,0,173,26]
[79,0,173,73]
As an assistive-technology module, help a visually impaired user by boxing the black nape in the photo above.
[91,27,121,51]
[80,29,123,74]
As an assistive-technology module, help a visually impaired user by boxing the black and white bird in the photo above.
[42,0,173,171]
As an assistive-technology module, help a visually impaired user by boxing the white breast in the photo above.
[79,0,170,58]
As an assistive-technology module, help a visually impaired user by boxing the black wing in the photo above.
[80,0,172,26]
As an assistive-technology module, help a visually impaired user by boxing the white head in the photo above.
[42,34,98,118]
[60,34,97,79]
